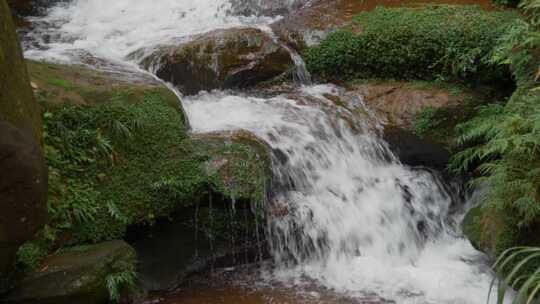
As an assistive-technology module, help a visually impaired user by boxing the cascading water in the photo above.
[23,1,504,303]
[182,86,495,304]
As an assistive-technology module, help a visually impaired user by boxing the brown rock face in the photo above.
[142,27,293,95]
[0,121,47,270]
[341,81,474,169]
[348,82,463,129]
[0,0,47,283]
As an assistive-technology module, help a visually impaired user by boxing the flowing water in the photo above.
[23,1,502,303]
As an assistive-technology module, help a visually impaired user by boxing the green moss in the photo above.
[305,5,519,85]
[207,144,268,202]
[22,60,269,267]
[47,78,75,90]
[462,205,483,250]
[43,90,204,244]
[463,205,519,255]
[0,0,42,141]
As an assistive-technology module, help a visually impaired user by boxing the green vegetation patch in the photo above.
[196,138,271,202]
[306,5,519,84]
[453,0,540,293]
[17,61,270,276]
[43,89,204,245]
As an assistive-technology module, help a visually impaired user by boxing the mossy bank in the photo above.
[6,60,270,303]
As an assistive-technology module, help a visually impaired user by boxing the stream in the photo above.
[23,0,503,303]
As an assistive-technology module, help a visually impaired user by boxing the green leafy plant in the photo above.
[415,106,438,136]
[491,247,540,303]
[15,242,48,271]
[452,0,540,228]
[105,269,137,302]
[447,1,540,300]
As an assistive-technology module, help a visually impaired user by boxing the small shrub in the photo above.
[106,269,137,302]
[42,89,208,246]
[16,242,48,271]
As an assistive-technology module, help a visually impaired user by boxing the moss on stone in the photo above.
[0,0,42,141]
[20,61,270,274]
[145,27,293,95]
[193,135,270,202]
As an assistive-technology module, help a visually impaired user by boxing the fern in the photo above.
[491,247,540,303]
[105,269,137,302]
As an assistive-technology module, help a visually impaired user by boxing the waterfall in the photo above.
[23,1,503,303]
[182,86,496,304]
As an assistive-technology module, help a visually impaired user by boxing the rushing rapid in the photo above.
[23,1,503,303]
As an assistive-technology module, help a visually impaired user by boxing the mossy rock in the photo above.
[4,241,137,304]
[23,60,271,268]
[193,130,272,202]
[462,205,513,257]
[462,205,540,257]
[0,1,42,139]
[0,0,47,289]
[140,27,293,95]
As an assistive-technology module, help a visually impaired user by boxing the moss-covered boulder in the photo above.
[26,60,202,245]
[0,0,47,287]
[4,241,137,304]
[18,60,272,295]
[462,205,540,257]
[348,81,473,130]
[140,27,293,95]
[193,130,271,202]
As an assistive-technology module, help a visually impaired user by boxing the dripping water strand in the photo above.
[257,25,312,85]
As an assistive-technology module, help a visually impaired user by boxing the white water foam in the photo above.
[24,0,280,62]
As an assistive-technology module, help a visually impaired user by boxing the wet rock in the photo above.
[141,27,294,95]
[7,0,63,17]
[129,131,271,292]
[0,0,47,288]
[347,81,465,130]
[342,81,476,169]
[4,241,137,304]
[383,127,451,170]
[270,0,365,50]
[228,0,307,17]
[192,130,271,200]
[7,0,65,26]
[26,59,163,106]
